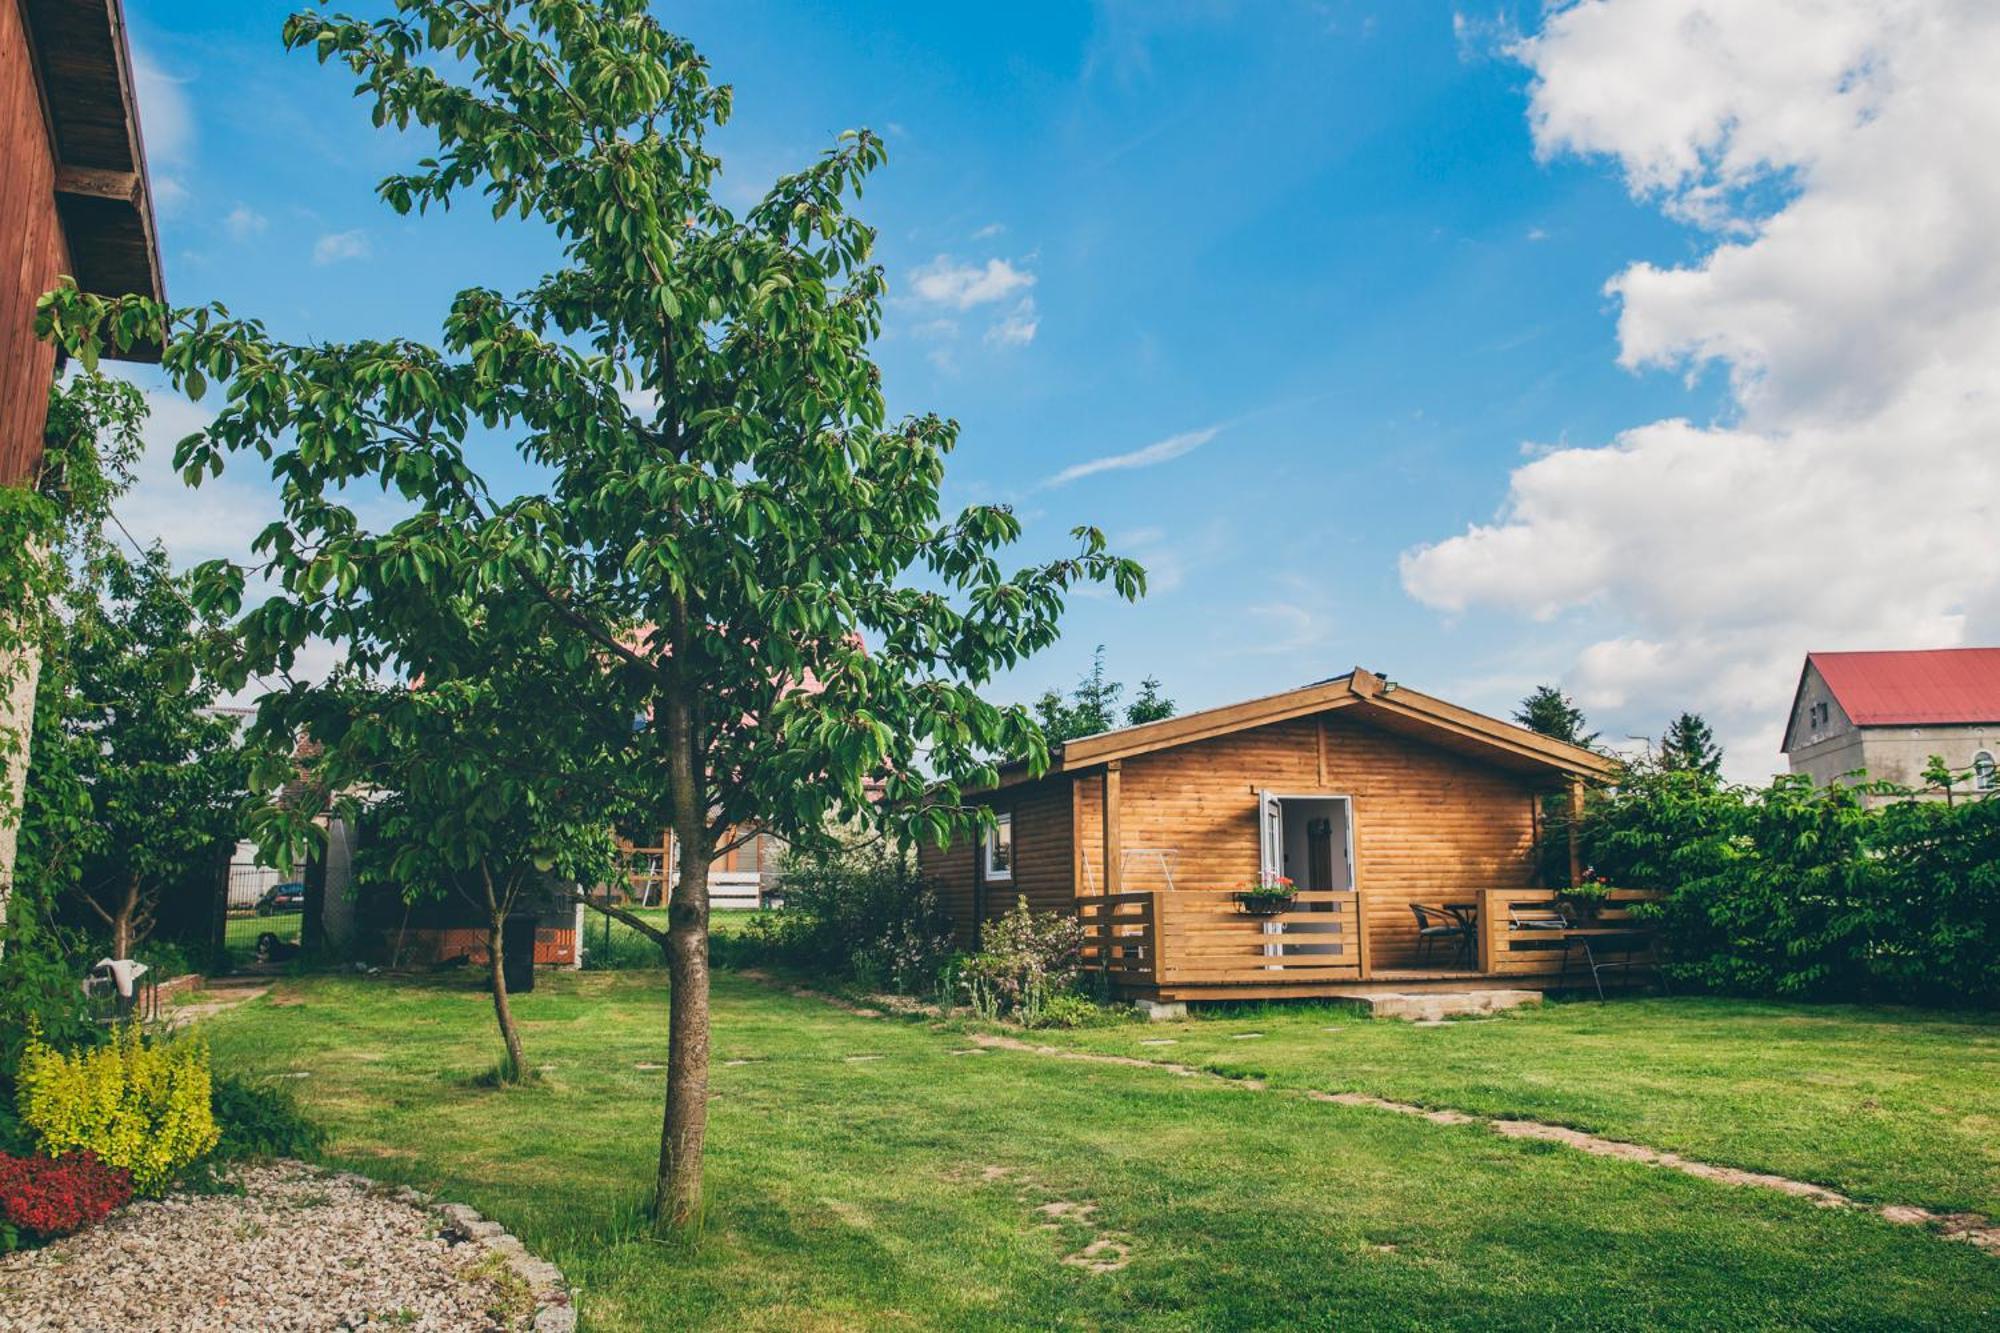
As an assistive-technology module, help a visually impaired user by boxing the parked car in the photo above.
[255,882,306,916]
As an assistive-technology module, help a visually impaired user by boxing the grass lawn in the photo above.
[201,971,2000,1330]
[1017,996,2000,1217]
[576,907,758,968]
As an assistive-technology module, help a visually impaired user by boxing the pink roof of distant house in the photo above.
[1808,648,2000,726]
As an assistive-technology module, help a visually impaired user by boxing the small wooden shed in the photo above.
[917,668,1619,1001]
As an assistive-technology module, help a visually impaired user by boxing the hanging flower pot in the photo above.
[1233,877,1297,916]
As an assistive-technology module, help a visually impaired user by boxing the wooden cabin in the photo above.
[917,668,1624,1001]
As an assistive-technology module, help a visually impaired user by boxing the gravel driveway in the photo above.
[0,1161,570,1332]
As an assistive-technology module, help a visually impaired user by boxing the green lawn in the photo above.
[1016,996,2000,1217]
[201,971,2000,1330]
[576,906,758,968]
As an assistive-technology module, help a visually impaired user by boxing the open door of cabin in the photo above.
[1259,792,1354,892]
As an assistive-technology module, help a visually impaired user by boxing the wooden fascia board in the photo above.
[1058,681,1363,770]
[1361,690,1618,779]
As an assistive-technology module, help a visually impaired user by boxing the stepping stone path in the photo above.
[959,1165,1134,1275]
[964,1031,2000,1258]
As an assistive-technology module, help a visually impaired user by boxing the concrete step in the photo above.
[1351,990,1542,1022]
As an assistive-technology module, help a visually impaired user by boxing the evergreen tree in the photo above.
[1515,685,1598,749]
[1125,676,1176,726]
[1029,648,1175,746]
[1659,711,1723,780]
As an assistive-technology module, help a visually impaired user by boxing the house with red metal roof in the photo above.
[1781,649,2000,797]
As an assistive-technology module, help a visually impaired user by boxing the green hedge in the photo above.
[1584,769,2000,1006]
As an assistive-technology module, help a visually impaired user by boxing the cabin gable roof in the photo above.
[1008,668,1615,786]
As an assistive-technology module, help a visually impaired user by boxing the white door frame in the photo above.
[1258,791,1358,891]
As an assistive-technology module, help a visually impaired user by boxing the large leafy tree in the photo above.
[299,622,624,1081]
[8,381,242,972]
[50,546,247,960]
[42,0,1138,1228]
[1,375,145,1062]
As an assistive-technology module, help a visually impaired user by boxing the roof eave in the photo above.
[27,0,165,359]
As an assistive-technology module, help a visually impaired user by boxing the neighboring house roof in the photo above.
[22,0,166,319]
[998,667,1616,787]
[1783,648,2000,751]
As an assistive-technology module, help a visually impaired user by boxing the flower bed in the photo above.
[0,1152,133,1247]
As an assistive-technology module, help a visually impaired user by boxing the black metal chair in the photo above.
[1410,903,1473,969]
[1574,929,1673,1001]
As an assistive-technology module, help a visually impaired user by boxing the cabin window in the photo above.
[1976,752,1997,792]
[983,813,1014,881]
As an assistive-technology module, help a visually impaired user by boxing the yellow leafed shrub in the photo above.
[15,1025,220,1196]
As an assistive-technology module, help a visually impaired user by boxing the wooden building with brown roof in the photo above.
[918,668,1623,1002]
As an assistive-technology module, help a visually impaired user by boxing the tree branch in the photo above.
[569,886,668,948]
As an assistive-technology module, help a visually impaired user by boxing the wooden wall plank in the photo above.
[2,0,67,487]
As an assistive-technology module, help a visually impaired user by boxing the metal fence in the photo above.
[225,842,285,908]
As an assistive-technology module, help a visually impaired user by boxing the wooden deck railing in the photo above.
[1079,890,1368,989]
[1476,887,1662,977]
[1079,886,1662,993]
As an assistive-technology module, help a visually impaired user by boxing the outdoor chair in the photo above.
[1506,903,1574,981]
[1573,929,1673,1002]
[1410,903,1474,969]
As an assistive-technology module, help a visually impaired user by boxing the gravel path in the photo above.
[0,1162,571,1332]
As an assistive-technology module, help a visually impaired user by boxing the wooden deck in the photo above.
[1080,887,1662,1001]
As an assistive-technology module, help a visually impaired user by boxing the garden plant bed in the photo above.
[0,1160,571,1333]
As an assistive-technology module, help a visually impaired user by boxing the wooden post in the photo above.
[1529,793,1543,883]
[1315,717,1329,788]
[1567,777,1585,888]
[1477,888,1496,973]
[1071,775,1087,897]
[1103,763,1123,895]
[1353,888,1372,979]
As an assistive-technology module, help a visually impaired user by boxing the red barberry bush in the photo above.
[0,1151,134,1243]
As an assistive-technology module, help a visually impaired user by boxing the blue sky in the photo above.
[119,2,1849,762]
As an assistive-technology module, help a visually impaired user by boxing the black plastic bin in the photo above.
[501,914,538,993]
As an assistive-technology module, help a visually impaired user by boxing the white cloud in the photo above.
[985,299,1039,347]
[909,255,1035,309]
[1238,599,1335,657]
[223,205,267,241]
[149,176,191,218]
[971,222,1006,240]
[132,51,193,164]
[312,230,371,265]
[1401,1,2000,778]
[112,384,281,571]
[1043,426,1218,489]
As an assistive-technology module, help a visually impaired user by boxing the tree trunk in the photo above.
[112,871,139,960]
[481,863,528,1083]
[659,833,710,1228]
[656,688,711,1230]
